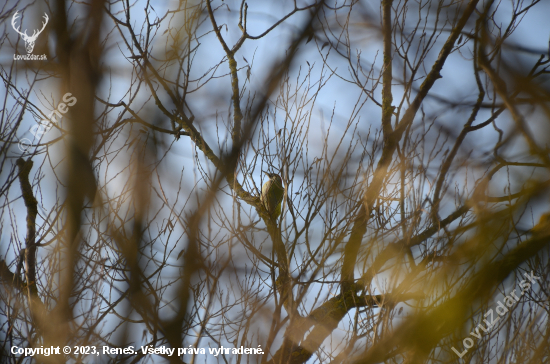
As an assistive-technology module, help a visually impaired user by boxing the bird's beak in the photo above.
[262,171,270,176]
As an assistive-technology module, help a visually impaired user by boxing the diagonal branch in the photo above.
[264,292,422,364]
[350,229,550,364]
[205,0,243,145]
[340,0,481,295]
[16,158,38,301]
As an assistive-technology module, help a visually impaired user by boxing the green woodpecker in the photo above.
[261,171,284,219]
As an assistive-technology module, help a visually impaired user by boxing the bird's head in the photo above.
[263,171,283,186]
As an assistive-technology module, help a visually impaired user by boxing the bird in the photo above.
[261,171,284,220]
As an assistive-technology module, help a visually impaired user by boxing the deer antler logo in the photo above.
[12,11,49,54]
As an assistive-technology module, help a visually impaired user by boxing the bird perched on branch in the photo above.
[261,171,284,220]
